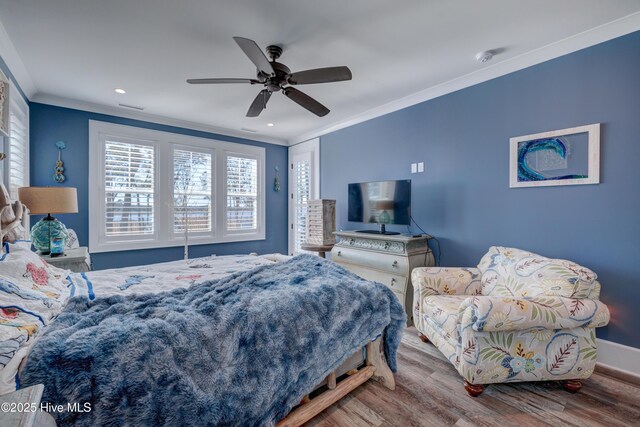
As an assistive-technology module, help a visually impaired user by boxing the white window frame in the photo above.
[288,138,319,255]
[89,121,265,253]
[1,75,29,199]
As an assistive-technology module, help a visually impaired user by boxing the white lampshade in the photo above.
[18,187,78,215]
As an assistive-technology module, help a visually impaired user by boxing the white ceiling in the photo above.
[1,1,640,144]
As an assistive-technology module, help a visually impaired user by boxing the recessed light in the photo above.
[267,123,275,127]
[114,88,126,94]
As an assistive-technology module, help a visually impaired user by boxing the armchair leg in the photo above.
[418,333,429,343]
[464,380,484,397]
[561,380,582,393]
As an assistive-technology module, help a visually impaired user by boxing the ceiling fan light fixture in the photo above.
[114,88,126,94]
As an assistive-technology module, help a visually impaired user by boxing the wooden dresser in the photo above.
[331,231,434,325]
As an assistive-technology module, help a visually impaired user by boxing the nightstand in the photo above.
[0,384,56,426]
[39,247,91,272]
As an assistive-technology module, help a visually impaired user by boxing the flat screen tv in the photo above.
[348,180,411,235]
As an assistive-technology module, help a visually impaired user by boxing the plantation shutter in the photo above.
[226,155,258,231]
[292,154,311,253]
[7,100,29,199]
[173,148,213,233]
[104,140,155,237]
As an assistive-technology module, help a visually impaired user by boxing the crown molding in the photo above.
[288,11,640,145]
[0,18,36,99]
[31,93,288,146]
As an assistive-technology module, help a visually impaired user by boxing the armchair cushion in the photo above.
[411,267,482,296]
[458,296,610,333]
[477,246,598,299]
[422,295,468,346]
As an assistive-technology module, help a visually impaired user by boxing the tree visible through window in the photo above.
[173,148,213,233]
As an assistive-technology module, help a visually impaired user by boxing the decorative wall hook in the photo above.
[54,140,66,183]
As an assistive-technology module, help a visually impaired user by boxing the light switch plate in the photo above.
[418,162,424,173]
[411,163,417,174]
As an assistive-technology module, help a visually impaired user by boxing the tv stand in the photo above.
[331,231,435,326]
[356,230,401,236]
[356,224,400,235]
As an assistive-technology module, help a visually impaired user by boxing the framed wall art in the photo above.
[509,123,600,188]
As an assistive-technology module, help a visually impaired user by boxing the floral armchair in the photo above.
[411,246,610,396]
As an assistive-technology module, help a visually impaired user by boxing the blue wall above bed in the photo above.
[321,31,640,349]
[29,103,288,269]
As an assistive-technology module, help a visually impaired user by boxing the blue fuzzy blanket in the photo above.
[20,254,405,426]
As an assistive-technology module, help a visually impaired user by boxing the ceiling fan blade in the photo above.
[287,66,352,85]
[246,89,272,117]
[186,78,258,84]
[232,37,274,76]
[283,87,330,117]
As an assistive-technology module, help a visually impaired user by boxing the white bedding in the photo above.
[68,253,289,299]
[0,245,288,395]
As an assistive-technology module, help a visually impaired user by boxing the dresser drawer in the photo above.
[338,263,408,294]
[332,246,410,274]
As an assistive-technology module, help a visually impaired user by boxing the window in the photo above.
[104,140,155,238]
[292,156,311,253]
[226,155,258,232]
[288,138,319,255]
[2,81,29,199]
[173,147,213,234]
[89,121,265,253]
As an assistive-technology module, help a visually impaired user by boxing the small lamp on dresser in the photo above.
[18,186,78,256]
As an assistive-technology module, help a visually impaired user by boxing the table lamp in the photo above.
[18,187,78,256]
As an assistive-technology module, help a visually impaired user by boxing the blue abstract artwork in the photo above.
[510,124,599,188]
[517,137,587,182]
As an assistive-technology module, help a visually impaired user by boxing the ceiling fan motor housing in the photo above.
[262,60,291,93]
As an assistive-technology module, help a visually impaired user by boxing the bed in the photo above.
[0,184,404,426]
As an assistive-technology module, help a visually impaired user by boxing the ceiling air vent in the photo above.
[118,103,145,111]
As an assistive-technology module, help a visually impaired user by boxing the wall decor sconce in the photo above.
[54,140,66,183]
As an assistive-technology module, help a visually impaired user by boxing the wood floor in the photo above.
[305,327,640,427]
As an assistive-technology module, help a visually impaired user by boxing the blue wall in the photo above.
[321,31,640,349]
[29,103,288,270]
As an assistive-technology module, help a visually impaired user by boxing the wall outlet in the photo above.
[411,163,417,174]
[418,162,424,173]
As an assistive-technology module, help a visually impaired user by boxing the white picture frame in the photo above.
[509,123,600,188]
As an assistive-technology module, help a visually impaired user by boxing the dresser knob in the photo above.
[337,251,342,256]
[384,242,390,249]
[392,260,398,267]
[349,239,355,245]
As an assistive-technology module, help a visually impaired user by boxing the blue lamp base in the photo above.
[31,215,69,255]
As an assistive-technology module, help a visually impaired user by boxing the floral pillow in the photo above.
[477,246,598,299]
[0,241,71,395]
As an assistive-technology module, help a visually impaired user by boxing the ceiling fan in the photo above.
[187,37,352,118]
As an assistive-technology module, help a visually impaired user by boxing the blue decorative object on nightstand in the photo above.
[31,216,69,254]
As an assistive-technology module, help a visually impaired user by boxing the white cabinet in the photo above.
[331,231,434,325]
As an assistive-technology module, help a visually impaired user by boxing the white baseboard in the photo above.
[596,338,640,378]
